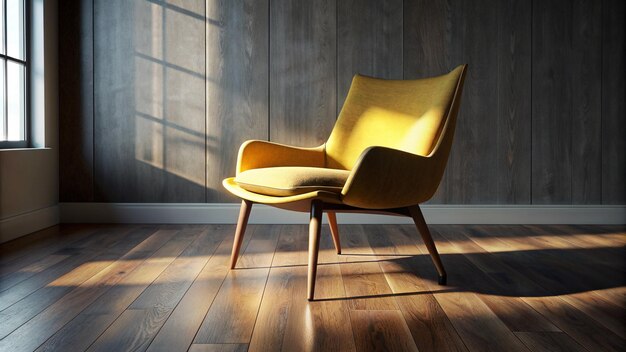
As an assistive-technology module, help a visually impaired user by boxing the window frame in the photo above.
[0,0,30,149]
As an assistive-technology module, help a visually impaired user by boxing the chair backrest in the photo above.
[325,65,467,170]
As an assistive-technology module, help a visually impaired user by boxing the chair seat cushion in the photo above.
[235,167,351,197]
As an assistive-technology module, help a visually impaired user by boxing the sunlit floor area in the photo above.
[0,224,624,352]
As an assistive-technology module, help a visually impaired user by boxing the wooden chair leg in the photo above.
[327,211,341,254]
[308,200,323,300]
[229,199,253,269]
[408,205,447,285]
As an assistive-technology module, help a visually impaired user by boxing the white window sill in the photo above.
[0,147,51,152]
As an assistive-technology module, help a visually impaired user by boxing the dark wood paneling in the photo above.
[59,0,94,201]
[602,0,626,204]
[531,0,602,204]
[269,0,336,146]
[337,0,403,111]
[93,0,135,201]
[570,1,603,204]
[94,0,206,202]
[403,0,451,204]
[405,0,504,204]
[205,0,269,202]
[403,0,449,79]
[495,0,532,204]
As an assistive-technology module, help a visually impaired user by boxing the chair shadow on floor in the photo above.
[256,244,625,301]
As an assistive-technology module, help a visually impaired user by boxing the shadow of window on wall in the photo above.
[133,0,206,189]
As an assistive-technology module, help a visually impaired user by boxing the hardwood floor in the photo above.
[0,224,624,352]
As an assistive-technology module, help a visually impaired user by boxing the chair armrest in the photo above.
[341,146,443,209]
[236,140,326,175]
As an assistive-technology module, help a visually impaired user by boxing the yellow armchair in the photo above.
[223,65,468,300]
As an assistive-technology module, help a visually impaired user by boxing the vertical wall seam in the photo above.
[599,0,603,204]
[335,0,338,118]
[92,0,96,201]
[401,0,404,80]
[267,0,271,142]
[529,0,533,205]
[205,0,208,203]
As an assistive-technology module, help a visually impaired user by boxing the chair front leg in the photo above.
[408,204,447,285]
[327,211,341,254]
[308,200,324,300]
[229,199,253,269]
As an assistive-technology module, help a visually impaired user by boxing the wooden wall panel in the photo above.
[337,0,403,111]
[403,0,454,204]
[205,0,269,202]
[601,0,626,204]
[269,0,336,147]
[94,0,206,202]
[445,0,500,204]
[531,0,602,204]
[495,0,532,204]
[405,0,530,204]
[59,0,94,201]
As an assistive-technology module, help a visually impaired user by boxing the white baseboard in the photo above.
[59,203,626,225]
[0,205,60,243]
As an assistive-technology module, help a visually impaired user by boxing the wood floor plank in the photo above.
[0,254,71,292]
[189,344,248,352]
[339,225,398,310]
[87,307,172,352]
[435,291,530,352]
[249,228,354,352]
[194,226,276,344]
[249,265,356,352]
[146,225,254,352]
[36,226,211,352]
[523,296,625,352]
[467,225,623,303]
[193,268,268,344]
[560,290,626,339]
[0,225,108,291]
[385,228,529,352]
[0,226,177,352]
[433,225,561,332]
[466,225,625,341]
[515,332,587,352]
[0,226,145,340]
[372,226,469,352]
[270,225,309,267]
[236,225,282,269]
[459,225,625,351]
[0,225,137,310]
[130,226,219,309]
[0,225,87,264]
[350,310,419,352]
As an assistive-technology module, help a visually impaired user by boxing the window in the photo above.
[0,0,27,148]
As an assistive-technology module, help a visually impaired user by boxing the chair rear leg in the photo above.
[327,211,342,254]
[308,200,324,300]
[229,199,253,269]
[408,205,447,285]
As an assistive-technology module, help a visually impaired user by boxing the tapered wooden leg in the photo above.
[229,199,253,269]
[326,211,341,254]
[408,205,447,285]
[308,200,323,300]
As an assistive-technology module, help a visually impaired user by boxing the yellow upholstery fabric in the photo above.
[235,167,350,197]
[236,140,325,175]
[223,177,342,212]
[326,66,465,170]
[224,65,468,210]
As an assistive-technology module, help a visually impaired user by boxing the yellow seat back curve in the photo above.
[325,65,466,170]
